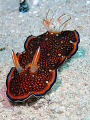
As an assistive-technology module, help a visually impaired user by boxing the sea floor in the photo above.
[0,0,90,120]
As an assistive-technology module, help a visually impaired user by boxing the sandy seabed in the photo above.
[0,0,90,120]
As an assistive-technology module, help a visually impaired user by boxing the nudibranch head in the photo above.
[6,47,57,102]
[6,67,57,102]
[43,10,71,33]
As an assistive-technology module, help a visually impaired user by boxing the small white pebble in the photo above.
[10,30,15,33]
[75,18,79,21]
[87,1,90,4]
[33,0,39,5]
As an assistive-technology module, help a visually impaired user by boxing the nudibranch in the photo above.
[6,47,57,101]
[6,11,80,102]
